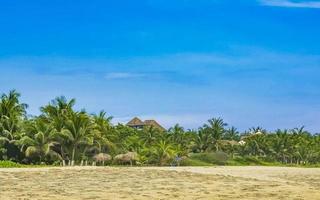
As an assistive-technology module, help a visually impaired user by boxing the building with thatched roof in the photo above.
[127,117,166,131]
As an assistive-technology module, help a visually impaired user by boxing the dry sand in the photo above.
[0,166,319,200]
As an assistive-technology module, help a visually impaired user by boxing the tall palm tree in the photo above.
[0,90,27,160]
[61,112,94,165]
[194,128,212,152]
[92,111,115,153]
[224,127,240,141]
[203,118,227,151]
[168,124,185,144]
[270,129,288,163]
[40,96,76,132]
[0,90,28,118]
[18,119,60,163]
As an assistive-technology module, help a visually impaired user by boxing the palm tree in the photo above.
[40,96,76,132]
[292,126,304,134]
[269,129,291,163]
[221,127,240,158]
[123,135,144,152]
[18,119,60,163]
[244,133,268,157]
[203,118,227,151]
[194,128,211,152]
[0,90,27,160]
[151,140,175,166]
[61,112,94,165]
[0,90,27,118]
[248,127,267,135]
[92,111,115,153]
[140,126,161,146]
[224,127,240,141]
[168,124,185,144]
[39,96,78,164]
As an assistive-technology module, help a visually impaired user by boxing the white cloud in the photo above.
[260,0,320,8]
[104,72,146,80]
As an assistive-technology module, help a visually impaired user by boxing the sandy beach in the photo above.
[0,166,319,200]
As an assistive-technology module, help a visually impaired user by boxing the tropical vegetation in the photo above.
[1,90,320,167]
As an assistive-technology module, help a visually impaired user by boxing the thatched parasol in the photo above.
[94,153,112,165]
[114,152,138,165]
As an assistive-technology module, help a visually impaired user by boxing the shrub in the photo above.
[189,152,229,165]
[228,156,271,166]
[180,158,213,166]
[0,160,24,168]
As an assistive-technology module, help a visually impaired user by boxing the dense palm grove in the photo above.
[0,90,320,166]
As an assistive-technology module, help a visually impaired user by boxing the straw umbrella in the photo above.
[94,153,112,166]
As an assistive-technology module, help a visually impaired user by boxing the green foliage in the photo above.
[180,158,213,166]
[0,90,320,167]
[189,152,229,165]
[227,156,269,166]
[0,160,24,168]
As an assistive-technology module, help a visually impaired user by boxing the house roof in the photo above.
[144,120,166,131]
[126,117,144,126]
[126,117,166,131]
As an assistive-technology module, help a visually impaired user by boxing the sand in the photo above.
[0,166,319,200]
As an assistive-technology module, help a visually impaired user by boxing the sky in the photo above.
[0,0,320,132]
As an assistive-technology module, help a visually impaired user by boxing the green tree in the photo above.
[203,118,227,151]
[0,90,27,160]
[151,140,176,166]
[92,111,115,154]
[61,112,94,165]
[18,119,60,163]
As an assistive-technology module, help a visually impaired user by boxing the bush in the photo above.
[227,156,273,166]
[180,158,213,166]
[0,160,24,168]
[189,152,229,165]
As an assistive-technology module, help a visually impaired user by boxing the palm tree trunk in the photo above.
[71,145,76,166]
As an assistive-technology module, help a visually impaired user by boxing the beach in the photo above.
[1,166,319,200]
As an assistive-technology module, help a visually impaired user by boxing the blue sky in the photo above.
[0,0,320,132]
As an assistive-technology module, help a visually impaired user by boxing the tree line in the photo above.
[0,90,319,166]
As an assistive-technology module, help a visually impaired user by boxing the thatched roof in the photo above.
[127,117,144,126]
[144,120,166,131]
[126,117,166,131]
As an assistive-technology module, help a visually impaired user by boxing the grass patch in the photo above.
[181,154,305,167]
[180,152,229,166]
[227,156,269,166]
[0,160,50,168]
[0,160,25,168]
[180,158,213,166]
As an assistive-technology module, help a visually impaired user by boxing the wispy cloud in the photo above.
[104,72,146,80]
[260,0,320,8]
[1,48,320,131]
